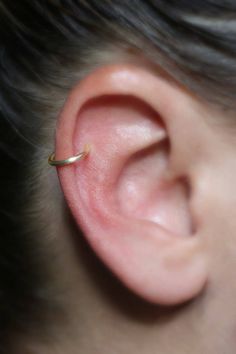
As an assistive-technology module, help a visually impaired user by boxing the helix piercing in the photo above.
[48,144,90,167]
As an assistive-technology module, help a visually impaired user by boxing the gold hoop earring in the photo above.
[48,144,90,167]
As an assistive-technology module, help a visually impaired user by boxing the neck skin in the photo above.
[15,200,233,354]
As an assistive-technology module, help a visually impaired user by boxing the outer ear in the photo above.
[55,64,208,305]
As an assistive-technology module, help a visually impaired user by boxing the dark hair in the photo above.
[1,0,236,351]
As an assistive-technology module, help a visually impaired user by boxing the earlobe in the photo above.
[55,64,208,305]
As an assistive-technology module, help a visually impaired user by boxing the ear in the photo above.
[54,64,208,305]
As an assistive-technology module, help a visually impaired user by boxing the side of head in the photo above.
[1,1,236,353]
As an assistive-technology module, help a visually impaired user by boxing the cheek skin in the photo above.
[191,127,236,339]
[174,108,236,350]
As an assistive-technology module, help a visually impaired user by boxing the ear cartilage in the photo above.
[48,144,90,167]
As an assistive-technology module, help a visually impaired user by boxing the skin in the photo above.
[19,59,236,354]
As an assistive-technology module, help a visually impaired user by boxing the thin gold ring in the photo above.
[48,144,90,167]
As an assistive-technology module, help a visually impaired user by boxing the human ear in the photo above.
[54,64,208,305]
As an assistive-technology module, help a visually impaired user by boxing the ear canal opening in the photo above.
[116,140,195,237]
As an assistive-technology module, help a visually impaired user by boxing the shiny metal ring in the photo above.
[48,145,90,167]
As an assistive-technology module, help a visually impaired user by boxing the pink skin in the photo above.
[31,61,236,354]
[55,64,211,305]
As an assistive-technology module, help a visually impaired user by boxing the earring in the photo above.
[48,144,90,167]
